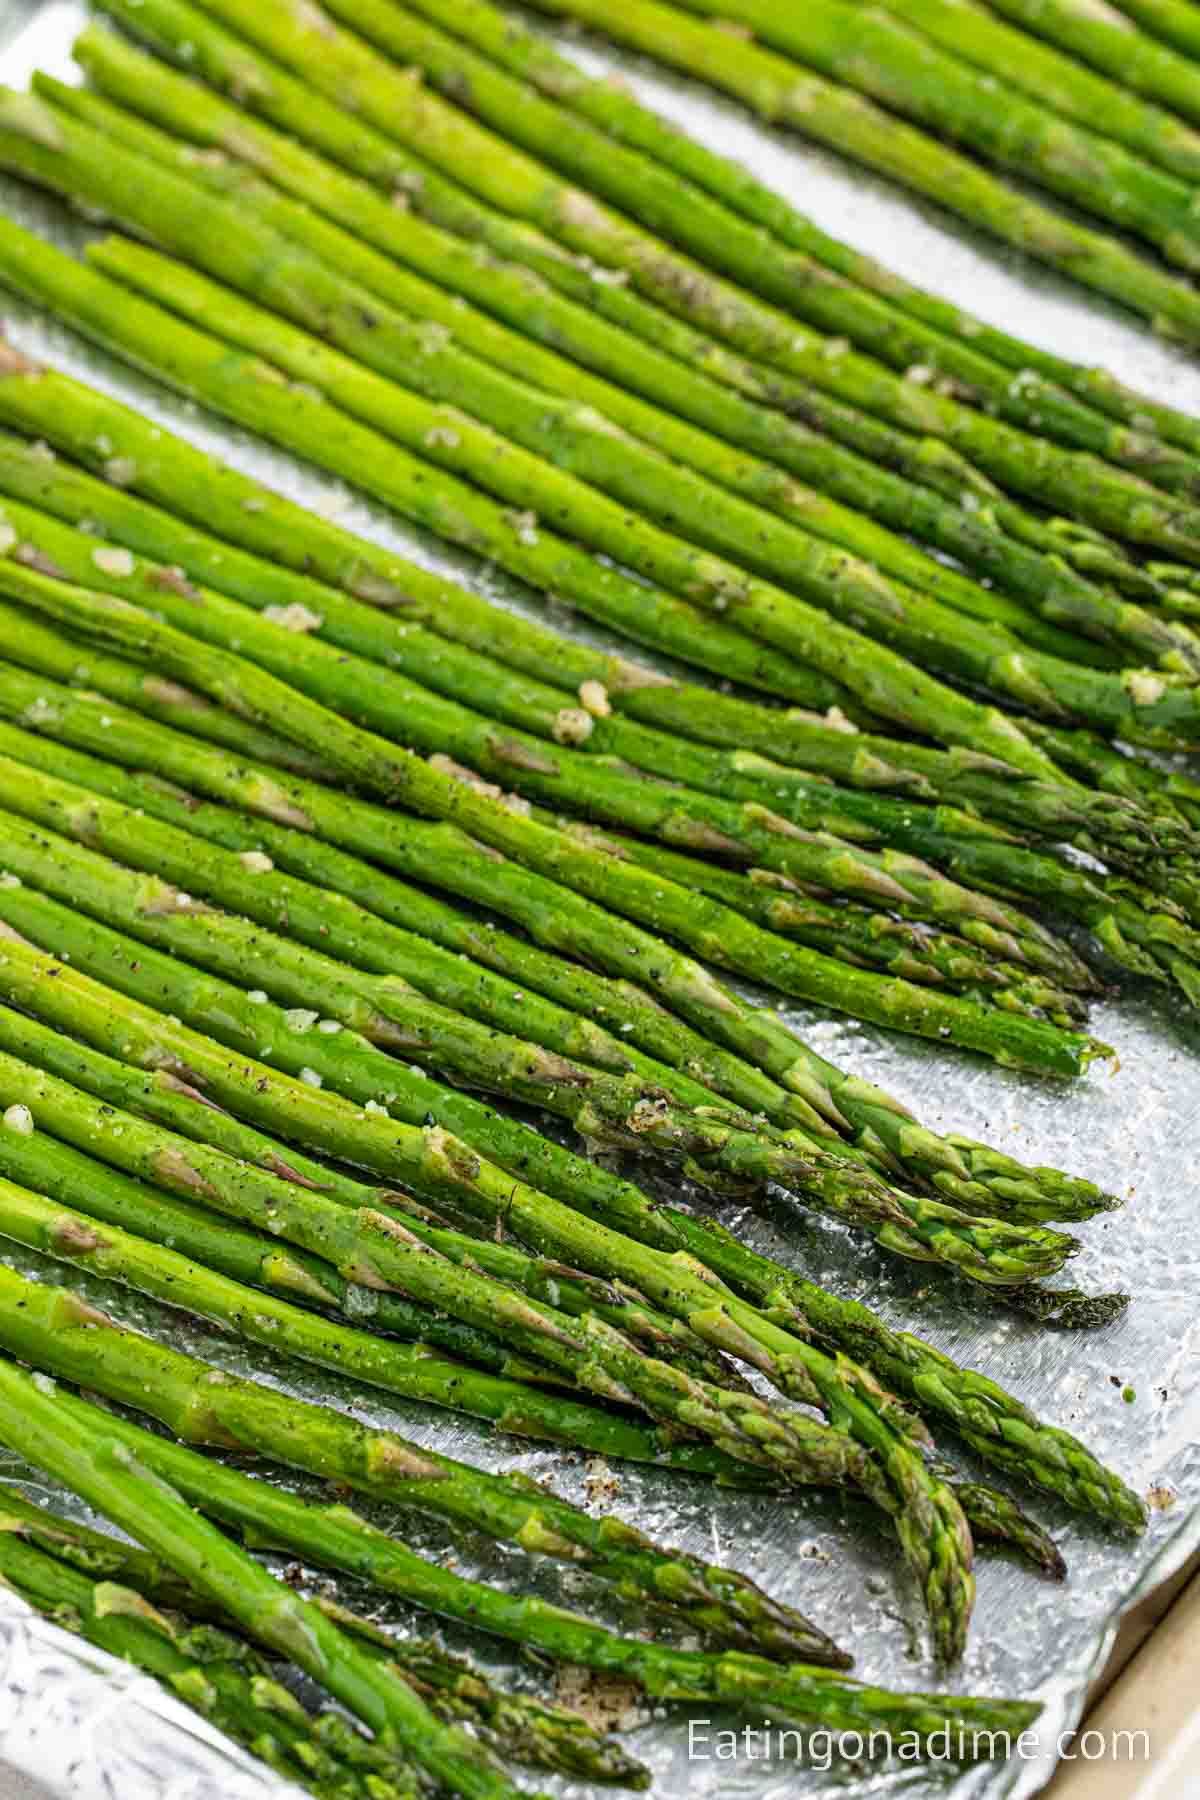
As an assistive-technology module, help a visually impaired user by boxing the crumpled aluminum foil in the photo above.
[0,3,1198,1796]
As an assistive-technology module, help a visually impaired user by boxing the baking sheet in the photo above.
[0,2,1199,1795]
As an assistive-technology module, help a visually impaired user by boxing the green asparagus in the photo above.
[0,1351,536,1800]
[492,0,1200,338]
[0,1498,649,1791]
[0,560,1108,1076]
[0,488,1088,976]
[0,1522,423,1800]
[1108,0,1200,57]
[0,1332,1044,1741]
[0,925,983,1655]
[102,0,1200,461]
[43,54,1162,673]
[90,0,1200,544]
[0,912,1133,1527]
[869,0,1200,181]
[985,0,1200,126]
[70,229,1200,747]
[0,1118,870,1509]
[647,0,1200,269]
[0,667,1113,1224]
[0,794,1080,1287]
[0,421,1171,871]
[2,234,1066,754]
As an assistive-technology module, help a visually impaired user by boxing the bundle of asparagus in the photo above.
[437,0,1200,338]
[0,0,1188,1772]
[0,1484,648,1790]
[0,1348,1050,1753]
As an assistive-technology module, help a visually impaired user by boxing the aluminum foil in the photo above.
[0,3,1199,1795]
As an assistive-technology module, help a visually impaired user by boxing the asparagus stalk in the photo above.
[86,0,1200,555]
[0,1333,1042,1744]
[1108,0,1200,57]
[0,659,1122,1231]
[0,992,1066,1571]
[41,56,1151,678]
[0,488,1086,978]
[0,1528,424,1800]
[0,993,890,1491]
[65,230,1200,749]
[0,995,749,1393]
[97,0,1200,471]
[0,1307,831,1667]
[0,680,1112,1226]
[986,0,1200,126]
[0,928,982,1655]
[871,0,1200,181]
[0,1127,864,1503]
[0,797,1079,1287]
[0,1496,649,1791]
[0,238,1064,763]
[1,515,1179,1014]
[495,0,1200,339]
[66,12,1197,513]
[0,1354,537,1800]
[545,822,1091,1030]
[0,653,883,1124]
[42,111,1200,632]
[0,422,1171,871]
[0,910,1127,1529]
[461,0,1200,454]
[650,0,1200,269]
[0,564,1108,1077]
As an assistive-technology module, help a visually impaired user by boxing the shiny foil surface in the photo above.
[0,3,1197,1795]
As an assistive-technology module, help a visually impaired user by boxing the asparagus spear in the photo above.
[63,231,1200,749]
[872,0,1200,181]
[41,107,1200,622]
[518,6,1200,458]
[0,1332,1043,1742]
[0,1529,425,1800]
[0,239,1061,764]
[85,0,1200,552]
[0,423,1170,871]
[0,991,1066,1571]
[0,994,750,1393]
[0,1003,887,1489]
[647,0,1200,269]
[545,822,1091,1029]
[97,0,1200,471]
[38,66,1175,661]
[67,11,1197,510]
[660,1212,1145,1527]
[0,681,1112,1226]
[0,1127,866,1502]
[41,56,1153,677]
[488,0,1200,339]
[0,488,1086,978]
[0,1496,649,1792]
[0,797,1079,1287]
[0,564,1108,1076]
[0,927,981,1654]
[986,0,1200,126]
[2,515,1181,1014]
[1107,0,1200,57]
[0,1353,539,1800]
[0,904,1125,1529]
